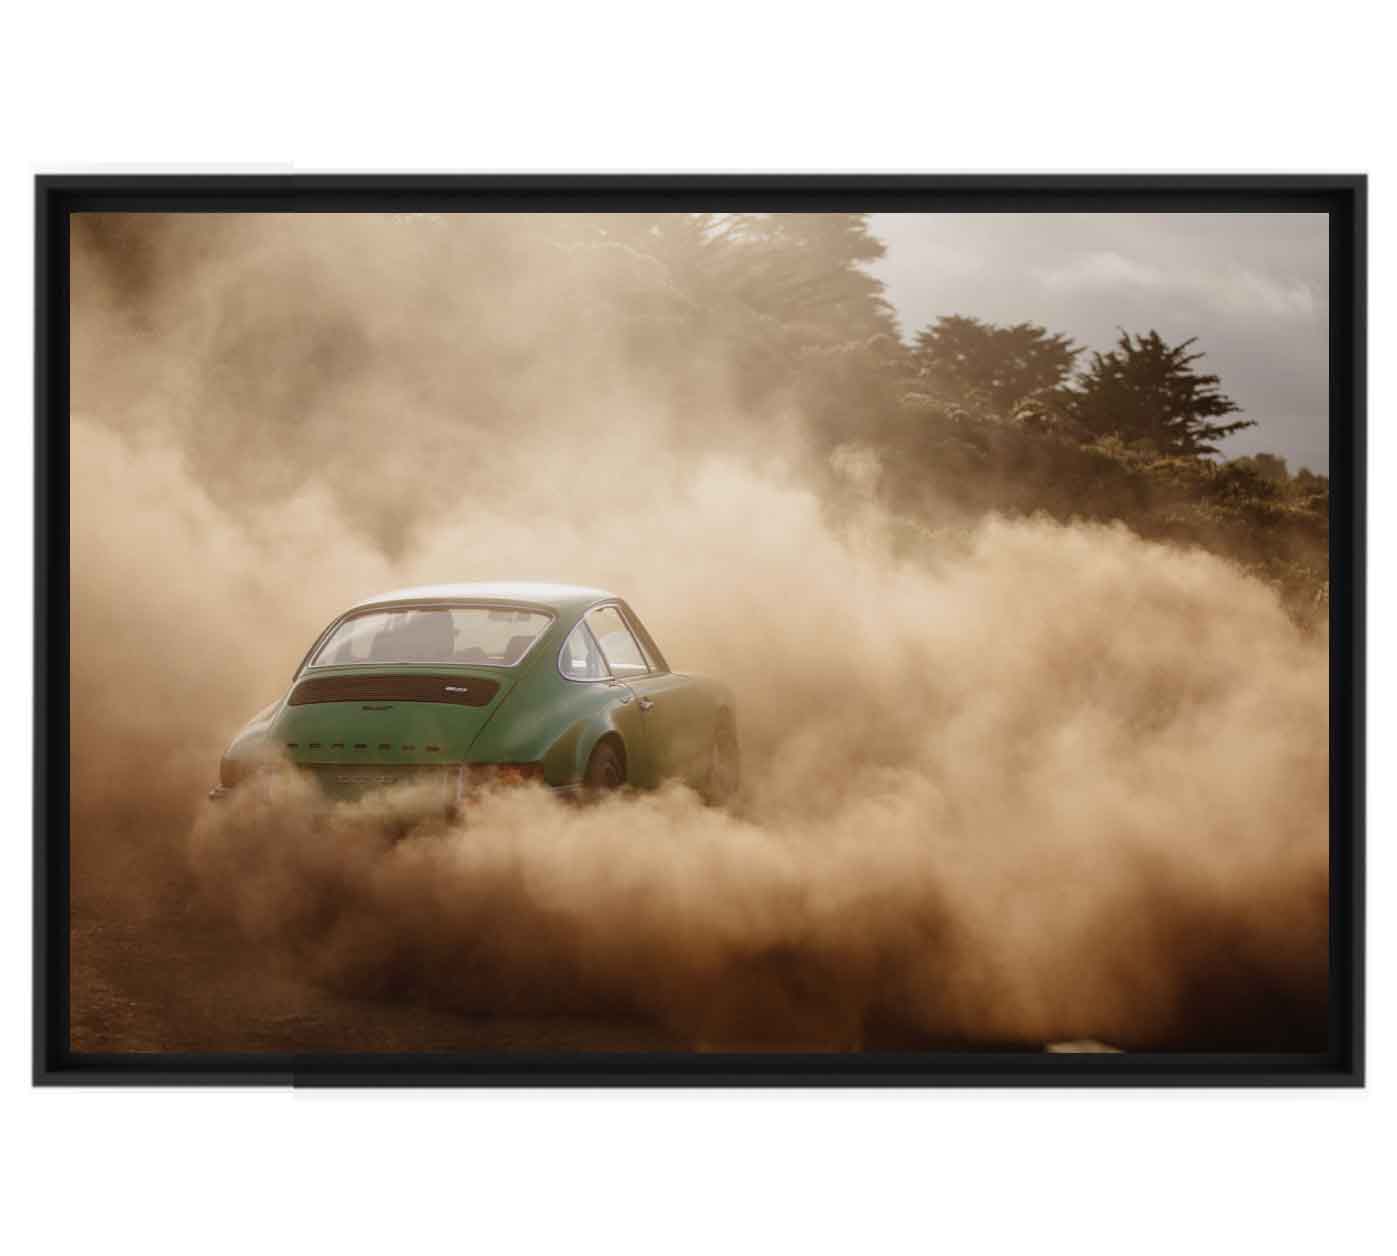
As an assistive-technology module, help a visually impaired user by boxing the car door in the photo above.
[585,604,702,787]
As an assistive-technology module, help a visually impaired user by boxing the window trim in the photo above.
[617,601,670,674]
[583,603,654,680]
[555,600,671,684]
[300,600,557,674]
[557,617,614,684]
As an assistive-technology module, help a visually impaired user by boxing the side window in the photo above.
[586,606,649,677]
[621,605,668,674]
[560,621,609,680]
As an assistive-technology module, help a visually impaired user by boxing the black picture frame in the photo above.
[35,173,1365,1087]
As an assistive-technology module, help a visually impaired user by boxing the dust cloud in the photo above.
[70,214,1328,1050]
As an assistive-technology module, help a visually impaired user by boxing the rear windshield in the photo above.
[310,605,552,668]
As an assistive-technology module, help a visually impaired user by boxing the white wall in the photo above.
[1,6,1386,1253]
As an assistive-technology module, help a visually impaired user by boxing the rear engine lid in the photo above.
[271,668,513,765]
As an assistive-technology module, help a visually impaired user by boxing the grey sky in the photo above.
[870,213,1329,472]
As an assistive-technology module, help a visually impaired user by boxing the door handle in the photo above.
[637,696,655,712]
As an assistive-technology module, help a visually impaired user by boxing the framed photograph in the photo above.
[35,175,1364,1086]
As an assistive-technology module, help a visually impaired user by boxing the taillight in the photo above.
[219,756,277,789]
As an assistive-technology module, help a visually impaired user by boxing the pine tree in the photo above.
[1063,329,1254,456]
[912,315,1080,417]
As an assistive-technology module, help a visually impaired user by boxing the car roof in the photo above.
[349,581,615,615]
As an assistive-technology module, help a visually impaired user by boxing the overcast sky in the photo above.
[870,213,1329,472]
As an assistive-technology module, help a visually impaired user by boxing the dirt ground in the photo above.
[70,889,1025,1055]
[69,889,689,1055]
[64,789,1022,1056]
[66,813,1318,1057]
[66,787,1328,1057]
[68,850,1052,1056]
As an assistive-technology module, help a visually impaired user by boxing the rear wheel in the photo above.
[702,716,740,806]
[583,740,625,799]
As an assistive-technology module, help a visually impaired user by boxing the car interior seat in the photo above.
[376,611,455,662]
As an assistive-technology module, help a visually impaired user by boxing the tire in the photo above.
[702,716,740,806]
[582,739,625,799]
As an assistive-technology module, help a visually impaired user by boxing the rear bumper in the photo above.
[207,778,582,803]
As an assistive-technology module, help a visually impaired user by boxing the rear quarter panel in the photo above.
[466,655,643,787]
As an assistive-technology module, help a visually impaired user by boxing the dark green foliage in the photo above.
[576,218,1325,620]
[873,400,1326,623]
[1060,329,1255,456]
[911,315,1081,419]
[515,218,1327,623]
[1229,452,1290,484]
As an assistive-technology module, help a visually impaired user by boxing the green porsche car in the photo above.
[211,582,740,807]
